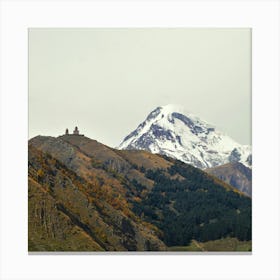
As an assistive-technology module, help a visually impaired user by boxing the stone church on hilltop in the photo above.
[65,126,84,136]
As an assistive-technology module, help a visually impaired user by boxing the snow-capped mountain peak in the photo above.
[118,105,251,169]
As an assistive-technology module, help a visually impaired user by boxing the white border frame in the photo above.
[1,1,279,280]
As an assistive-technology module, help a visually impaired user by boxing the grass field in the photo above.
[168,238,252,252]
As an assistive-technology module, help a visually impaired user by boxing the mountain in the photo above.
[28,134,251,251]
[206,162,252,197]
[118,105,251,169]
[29,137,166,251]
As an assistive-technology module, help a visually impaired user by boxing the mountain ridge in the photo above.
[206,162,252,197]
[28,134,251,251]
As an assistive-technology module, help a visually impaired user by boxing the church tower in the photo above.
[73,126,79,135]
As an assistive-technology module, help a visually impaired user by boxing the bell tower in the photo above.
[73,126,79,135]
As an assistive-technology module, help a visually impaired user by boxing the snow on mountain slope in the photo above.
[118,105,251,169]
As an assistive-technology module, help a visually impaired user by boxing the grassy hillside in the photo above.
[28,178,104,251]
[28,135,251,251]
[28,145,166,251]
[168,238,252,252]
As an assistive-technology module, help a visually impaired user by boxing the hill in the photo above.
[28,144,166,251]
[28,134,251,251]
[206,162,252,197]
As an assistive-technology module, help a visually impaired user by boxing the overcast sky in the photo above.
[29,28,251,147]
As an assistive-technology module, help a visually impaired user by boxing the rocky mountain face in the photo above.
[29,134,251,251]
[206,162,252,197]
[29,137,166,251]
[118,105,252,169]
